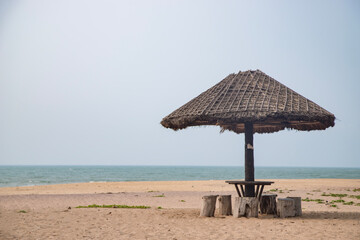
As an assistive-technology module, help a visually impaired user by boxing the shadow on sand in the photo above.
[300,211,360,220]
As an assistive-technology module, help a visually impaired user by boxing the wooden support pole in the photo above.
[259,185,265,199]
[240,185,245,197]
[235,184,241,197]
[218,195,232,216]
[255,185,260,197]
[200,195,218,217]
[244,122,255,197]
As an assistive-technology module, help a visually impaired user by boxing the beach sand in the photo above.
[1,179,359,239]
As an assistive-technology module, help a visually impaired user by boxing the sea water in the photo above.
[0,165,359,187]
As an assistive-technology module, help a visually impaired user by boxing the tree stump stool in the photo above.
[260,194,277,214]
[277,198,295,218]
[218,195,232,216]
[234,197,259,218]
[287,196,302,216]
[200,195,218,217]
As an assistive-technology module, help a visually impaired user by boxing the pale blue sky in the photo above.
[0,0,359,167]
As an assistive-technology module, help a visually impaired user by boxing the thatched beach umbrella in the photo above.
[161,70,335,196]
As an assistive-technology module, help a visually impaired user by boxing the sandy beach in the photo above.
[1,179,359,239]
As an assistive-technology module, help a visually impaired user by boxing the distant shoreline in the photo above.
[1,179,359,195]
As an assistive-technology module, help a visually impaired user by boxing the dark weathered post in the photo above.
[260,194,277,214]
[244,122,255,197]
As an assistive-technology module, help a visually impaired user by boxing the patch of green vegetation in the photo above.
[356,203,360,207]
[153,194,165,197]
[157,206,163,209]
[330,204,337,208]
[76,204,150,209]
[343,201,354,205]
[349,195,360,200]
[147,190,159,193]
[180,200,186,202]
[331,199,345,203]
[302,198,325,204]
[331,194,347,198]
[269,189,278,192]
[18,210,27,213]
[353,188,360,192]
[321,193,347,198]
[279,190,283,193]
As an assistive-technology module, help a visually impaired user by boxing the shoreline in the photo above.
[1,178,359,195]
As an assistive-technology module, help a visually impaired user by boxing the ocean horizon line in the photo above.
[1,165,359,169]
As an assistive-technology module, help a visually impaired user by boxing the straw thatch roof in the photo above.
[161,70,335,134]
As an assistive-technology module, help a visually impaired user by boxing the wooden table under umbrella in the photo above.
[161,69,335,197]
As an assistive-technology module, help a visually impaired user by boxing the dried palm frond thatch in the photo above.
[161,70,335,134]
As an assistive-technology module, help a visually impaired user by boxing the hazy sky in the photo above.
[1,0,359,167]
